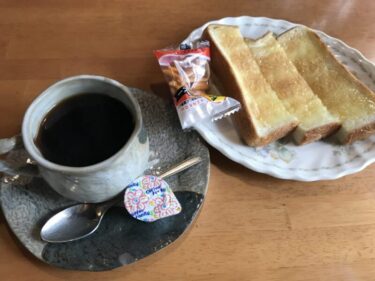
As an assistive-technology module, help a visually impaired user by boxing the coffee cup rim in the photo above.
[22,75,143,174]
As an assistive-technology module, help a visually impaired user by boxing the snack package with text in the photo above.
[154,41,240,129]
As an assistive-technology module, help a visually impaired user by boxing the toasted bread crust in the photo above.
[203,27,258,145]
[231,109,298,146]
[297,122,341,145]
[308,30,374,101]
[343,123,375,144]
[246,32,341,145]
[204,24,298,147]
[308,30,375,144]
[309,29,375,144]
[278,27,375,144]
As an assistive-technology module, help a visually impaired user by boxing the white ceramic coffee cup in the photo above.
[21,75,149,203]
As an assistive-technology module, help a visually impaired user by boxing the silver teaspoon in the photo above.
[40,156,201,243]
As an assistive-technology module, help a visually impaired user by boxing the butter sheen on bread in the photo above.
[278,27,375,144]
[246,32,340,144]
[204,24,298,147]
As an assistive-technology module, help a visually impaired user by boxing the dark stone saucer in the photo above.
[0,88,209,271]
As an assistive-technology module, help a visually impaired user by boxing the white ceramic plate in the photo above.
[183,16,375,181]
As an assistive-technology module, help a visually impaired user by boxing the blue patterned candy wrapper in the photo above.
[124,175,182,222]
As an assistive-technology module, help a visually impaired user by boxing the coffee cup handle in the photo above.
[0,135,40,178]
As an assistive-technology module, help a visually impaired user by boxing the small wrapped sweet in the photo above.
[154,41,240,129]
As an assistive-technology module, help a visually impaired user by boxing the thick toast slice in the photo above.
[246,32,340,145]
[204,24,298,146]
[278,27,375,144]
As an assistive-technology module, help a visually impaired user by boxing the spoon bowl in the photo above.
[41,204,105,243]
[40,157,201,243]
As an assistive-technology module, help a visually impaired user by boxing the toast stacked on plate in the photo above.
[278,27,375,144]
[245,32,340,145]
[204,24,375,146]
[204,25,298,146]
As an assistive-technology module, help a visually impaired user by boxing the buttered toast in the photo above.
[246,32,340,144]
[204,24,298,146]
[278,27,375,144]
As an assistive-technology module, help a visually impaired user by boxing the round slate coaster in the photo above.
[0,88,209,271]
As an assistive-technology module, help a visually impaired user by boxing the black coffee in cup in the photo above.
[35,94,134,167]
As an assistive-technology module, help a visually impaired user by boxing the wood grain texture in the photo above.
[0,0,375,280]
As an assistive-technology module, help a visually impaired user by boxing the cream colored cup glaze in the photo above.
[22,75,149,203]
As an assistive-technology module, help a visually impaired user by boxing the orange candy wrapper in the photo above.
[154,41,240,129]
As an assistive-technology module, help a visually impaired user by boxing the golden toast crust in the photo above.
[278,27,375,144]
[246,32,341,145]
[204,24,298,146]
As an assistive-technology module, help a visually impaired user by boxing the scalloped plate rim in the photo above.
[184,16,375,181]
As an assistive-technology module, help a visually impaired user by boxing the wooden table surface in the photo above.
[1,1,375,280]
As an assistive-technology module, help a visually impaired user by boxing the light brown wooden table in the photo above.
[1,1,375,280]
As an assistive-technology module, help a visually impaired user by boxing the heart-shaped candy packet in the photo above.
[124,175,182,222]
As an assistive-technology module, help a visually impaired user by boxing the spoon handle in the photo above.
[159,156,202,179]
[97,156,202,213]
